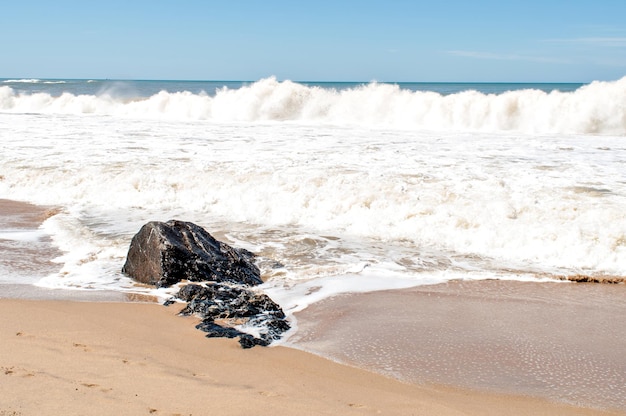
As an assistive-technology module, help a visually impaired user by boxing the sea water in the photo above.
[0,77,625,310]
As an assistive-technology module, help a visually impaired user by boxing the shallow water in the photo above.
[291,280,626,412]
[1,78,626,311]
[0,200,60,285]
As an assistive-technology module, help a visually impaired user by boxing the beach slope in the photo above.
[0,299,621,416]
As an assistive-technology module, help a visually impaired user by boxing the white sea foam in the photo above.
[0,229,46,242]
[3,79,42,83]
[2,79,67,84]
[0,78,625,312]
[1,76,625,134]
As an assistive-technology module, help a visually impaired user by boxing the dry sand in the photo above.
[1,299,623,416]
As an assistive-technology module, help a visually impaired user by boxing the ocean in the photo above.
[1,76,625,295]
[1,76,624,294]
[1,76,625,408]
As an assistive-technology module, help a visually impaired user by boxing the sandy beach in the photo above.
[1,298,623,416]
[1,199,625,415]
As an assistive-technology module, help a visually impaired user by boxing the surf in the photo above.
[1,76,625,135]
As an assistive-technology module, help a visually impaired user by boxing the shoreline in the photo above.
[0,198,130,302]
[2,198,624,414]
[1,298,622,416]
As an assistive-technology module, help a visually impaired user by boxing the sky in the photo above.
[2,0,626,82]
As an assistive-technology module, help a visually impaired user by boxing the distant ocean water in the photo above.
[0,77,584,98]
[0,76,625,309]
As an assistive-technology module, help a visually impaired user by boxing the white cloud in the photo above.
[446,50,568,64]
[544,37,626,47]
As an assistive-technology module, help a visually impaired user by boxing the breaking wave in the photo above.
[3,79,67,84]
[1,76,625,135]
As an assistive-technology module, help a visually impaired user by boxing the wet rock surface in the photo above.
[175,283,290,348]
[123,220,289,348]
[122,220,262,288]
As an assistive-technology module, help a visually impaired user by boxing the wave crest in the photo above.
[1,76,625,135]
[2,79,67,84]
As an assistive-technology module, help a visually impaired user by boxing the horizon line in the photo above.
[0,76,592,85]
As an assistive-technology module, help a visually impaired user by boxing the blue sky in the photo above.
[3,0,626,82]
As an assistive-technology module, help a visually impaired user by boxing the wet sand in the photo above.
[0,199,61,286]
[0,199,60,229]
[292,280,626,413]
[0,199,127,301]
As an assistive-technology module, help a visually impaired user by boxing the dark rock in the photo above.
[195,321,244,339]
[122,221,289,348]
[556,274,625,284]
[121,220,261,288]
[239,334,269,349]
[162,298,176,307]
[176,283,290,348]
[194,322,271,348]
[177,282,214,301]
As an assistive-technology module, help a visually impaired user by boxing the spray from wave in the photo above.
[1,76,625,135]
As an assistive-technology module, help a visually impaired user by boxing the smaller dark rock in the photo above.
[196,322,244,339]
[178,283,213,302]
[239,334,269,349]
[556,274,625,284]
[174,282,290,348]
[163,298,177,307]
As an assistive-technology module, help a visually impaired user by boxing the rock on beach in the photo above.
[122,220,289,348]
[122,220,262,288]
